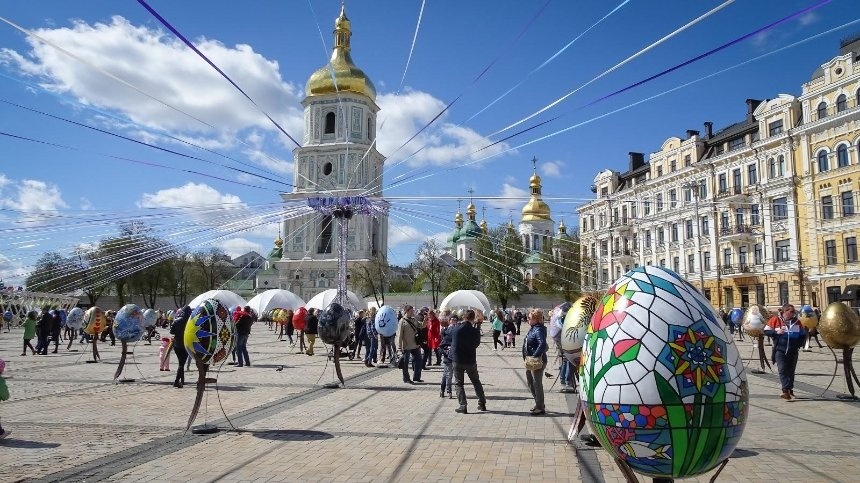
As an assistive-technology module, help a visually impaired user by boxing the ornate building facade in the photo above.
[257,6,388,302]
[578,37,860,310]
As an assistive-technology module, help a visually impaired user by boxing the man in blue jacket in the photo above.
[450,309,486,414]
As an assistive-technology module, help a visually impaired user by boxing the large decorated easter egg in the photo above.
[115,304,145,342]
[549,303,570,340]
[561,296,597,365]
[66,307,84,330]
[2,311,11,322]
[318,303,352,345]
[82,307,107,335]
[375,305,397,337]
[143,309,158,328]
[798,305,819,330]
[818,302,860,349]
[580,266,748,479]
[729,308,743,324]
[272,308,289,325]
[293,307,307,331]
[742,305,768,337]
[184,298,236,365]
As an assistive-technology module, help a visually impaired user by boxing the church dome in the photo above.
[521,157,552,222]
[305,6,377,101]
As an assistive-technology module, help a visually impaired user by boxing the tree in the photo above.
[414,239,448,308]
[475,225,526,309]
[534,232,581,303]
[191,247,231,292]
[350,255,388,306]
[25,252,77,294]
[129,259,172,308]
[445,259,478,293]
[165,251,193,308]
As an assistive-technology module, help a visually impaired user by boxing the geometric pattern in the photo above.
[580,266,748,479]
[183,298,236,366]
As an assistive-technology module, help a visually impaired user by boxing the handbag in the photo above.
[524,356,544,371]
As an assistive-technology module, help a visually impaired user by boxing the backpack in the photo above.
[407,320,427,346]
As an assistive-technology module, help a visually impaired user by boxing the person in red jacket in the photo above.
[426,310,442,366]
[764,303,807,400]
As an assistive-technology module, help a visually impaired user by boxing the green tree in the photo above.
[191,247,231,292]
[414,239,448,308]
[445,259,478,293]
[350,255,388,306]
[534,231,581,302]
[475,224,526,310]
[165,251,192,308]
[25,252,76,294]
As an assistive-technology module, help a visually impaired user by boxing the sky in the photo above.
[0,0,857,285]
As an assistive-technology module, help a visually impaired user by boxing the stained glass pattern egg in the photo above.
[184,298,236,365]
[581,266,748,478]
[115,304,145,342]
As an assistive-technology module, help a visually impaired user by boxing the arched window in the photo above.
[817,150,829,173]
[324,112,336,134]
[837,144,849,168]
[817,101,828,120]
[857,89,860,108]
[768,157,775,179]
[367,117,373,140]
[837,94,848,112]
[778,155,785,176]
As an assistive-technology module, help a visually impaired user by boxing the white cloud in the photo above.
[487,183,529,210]
[0,253,27,285]
[377,90,510,167]
[541,160,564,178]
[798,11,819,26]
[216,237,263,258]
[0,178,68,212]
[388,223,426,247]
[0,16,303,148]
[80,197,93,210]
[138,182,244,209]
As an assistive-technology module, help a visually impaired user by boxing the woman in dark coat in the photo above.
[170,306,192,388]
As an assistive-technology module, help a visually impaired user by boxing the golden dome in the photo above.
[480,219,488,232]
[522,198,552,221]
[305,5,376,101]
[529,172,542,188]
[454,210,463,227]
[466,202,477,220]
[558,219,567,233]
[274,237,283,247]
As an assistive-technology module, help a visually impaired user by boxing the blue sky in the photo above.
[0,0,857,283]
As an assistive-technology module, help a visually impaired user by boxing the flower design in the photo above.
[658,319,729,398]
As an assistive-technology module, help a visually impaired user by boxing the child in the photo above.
[0,357,8,437]
[439,316,455,399]
[502,319,517,348]
[159,336,172,371]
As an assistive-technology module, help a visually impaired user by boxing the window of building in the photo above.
[632,234,639,250]
[644,199,651,215]
[739,246,748,266]
[688,253,695,273]
[657,166,663,177]
[656,194,664,211]
[756,284,765,305]
[773,197,788,220]
[672,256,680,272]
[817,101,828,120]
[699,179,707,198]
[818,150,829,173]
[778,281,789,305]
[857,89,860,108]
[754,243,763,265]
[728,137,745,151]
[723,248,732,267]
[317,215,333,254]
[827,286,842,305]
[671,223,679,242]
[701,216,709,235]
[825,240,837,265]
[684,188,692,202]
[768,119,784,136]
[735,207,744,227]
[684,154,692,167]
[837,94,847,112]
[847,237,858,263]
[324,112,336,134]
[601,187,608,197]
[659,258,666,267]
[720,212,730,231]
[601,269,609,283]
[703,251,711,271]
[748,163,758,185]
[732,169,742,192]
[837,144,849,168]
[822,195,834,219]
[645,230,652,246]
[657,227,665,244]
[718,173,728,193]
[768,157,776,178]
[716,145,724,155]
[724,287,734,308]
[740,286,750,307]
[631,204,638,219]
[778,155,786,176]
[704,288,712,302]
[669,189,677,208]
[686,219,694,239]
[775,239,790,262]
[751,204,760,225]
[670,159,677,172]
[600,241,608,256]
[842,191,855,216]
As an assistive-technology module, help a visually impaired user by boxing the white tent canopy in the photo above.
[439,290,491,312]
[188,290,247,311]
[247,289,305,315]
[305,289,363,311]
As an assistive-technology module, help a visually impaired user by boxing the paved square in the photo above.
[1,327,858,482]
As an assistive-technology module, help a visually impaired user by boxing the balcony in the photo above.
[616,249,636,263]
[716,185,752,204]
[610,219,632,234]
[719,223,757,243]
[720,264,757,278]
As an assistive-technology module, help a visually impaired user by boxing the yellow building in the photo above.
[796,36,860,308]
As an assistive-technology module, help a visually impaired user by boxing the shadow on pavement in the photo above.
[471,409,564,417]
[356,386,413,392]
[484,395,530,400]
[731,448,759,458]
[0,438,61,449]
[244,429,333,441]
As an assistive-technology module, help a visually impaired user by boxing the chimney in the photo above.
[686,129,700,139]
[704,121,713,138]
[746,98,762,119]
[628,152,645,171]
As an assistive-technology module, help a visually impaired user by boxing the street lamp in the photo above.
[683,181,706,292]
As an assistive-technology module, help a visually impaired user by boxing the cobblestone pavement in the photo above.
[0,326,858,482]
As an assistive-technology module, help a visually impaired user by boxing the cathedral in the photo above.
[257,5,387,302]
[444,158,571,290]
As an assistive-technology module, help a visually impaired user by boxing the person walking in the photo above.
[490,309,504,350]
[50,310,62,353]
[397,305,423,383]
[21,311,37,356]
[523,308,549,415]
[170,306,192,388]
[305,309,318,356]
[235,306,253,367]
[439,314,456,398]
[450,310,486,413]
[765,304,807,400]
[364,307,378,367]
[35,307,51,355]
[426,310,442,365]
